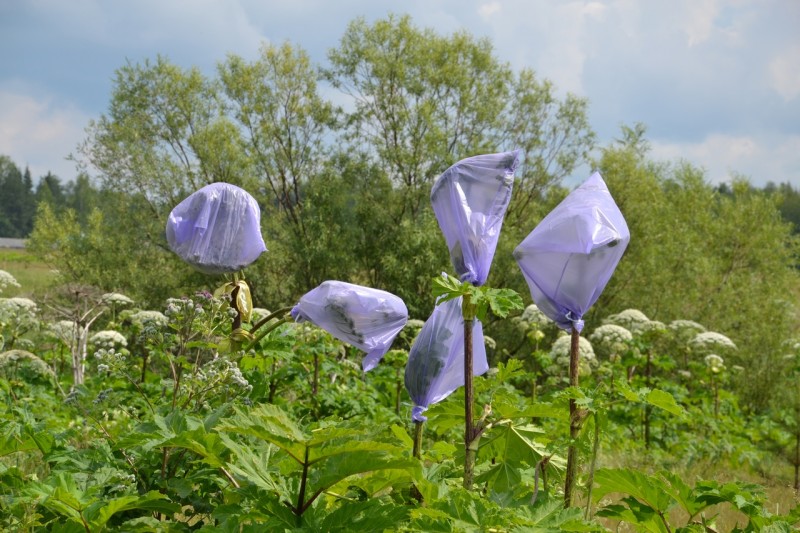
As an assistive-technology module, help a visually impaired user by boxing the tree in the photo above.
[219,42,337,235]
[65,173,99,226]
[0,156,36,237]
[326,15,511,218]
[35,172,66,209]
[326,15,595,223]
[592,130,800,408]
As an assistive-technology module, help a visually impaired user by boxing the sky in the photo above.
[1,0,798,188]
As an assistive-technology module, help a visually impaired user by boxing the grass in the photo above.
[0,247,57,298]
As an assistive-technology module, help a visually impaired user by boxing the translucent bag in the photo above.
[404,298,487,422]
[431,150,520,286]
[514,172,629,332]
[166,183,267,275]
[291,281,409,371]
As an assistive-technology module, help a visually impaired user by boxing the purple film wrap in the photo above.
[166,183,267,274]
[514,172,629,332]
[292,281,409,371]
[431,150,520,286]
[404,298,488,422]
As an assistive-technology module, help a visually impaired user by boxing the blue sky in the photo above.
[1,0,798,187]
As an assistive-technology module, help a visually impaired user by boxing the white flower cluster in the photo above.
[164,298,189,317]
[605,309,650,332]
[0,349,52,379]
[0,297,38,314]
[704,354,725,373]
[406,319,426,330]
[95,347,127,373]
[128,310,168,329]
[520,304,549,327]
[669,320,706,337]
[102,293,134,307]
[90,330,128,349]
[0,270,20,293]
[251,307,272,323]
[548,334,597,378]
[484,335,497,351]
[589,324,633,360]
[196,356,252,393]
[690,331,737,352]
[637,320,667,335]
[49,320,78,345]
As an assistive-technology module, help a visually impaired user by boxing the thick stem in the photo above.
[140,351,149,384]
[410,420,425,502]
[463,296,476,490]
[564,327,580,508]
[413,420,424,459]
[230,285,242,352]
[296,446,310,520]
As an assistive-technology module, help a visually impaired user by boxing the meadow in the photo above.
[2,252,800,531]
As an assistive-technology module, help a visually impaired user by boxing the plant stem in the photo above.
[411,420,424,502]
[250,305,295,334]
[245,315,291,351]
[564,326,580,508]
[296,445,310,521]
[463,294,476,490]
[413,420,424,459]
[230,284,242,352]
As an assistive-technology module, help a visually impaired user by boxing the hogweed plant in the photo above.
[428,150,520,489]
[515,172,630,507]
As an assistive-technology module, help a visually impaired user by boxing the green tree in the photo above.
[35,172,67,209]
[65,174,99,226]
[0,156,36,237]
[593,130,800,408]
[326,15,512,219]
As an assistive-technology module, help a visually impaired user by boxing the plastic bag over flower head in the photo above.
[514,172,629,332]
[166,183,267,275]
[291,281,409,372]
[404,297,487,422]
[431,150,520,286]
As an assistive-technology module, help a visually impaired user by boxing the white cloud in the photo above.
[650,133,800,186]
[683,0,720,47]
[478,1,501,18]
[0,88,89,181]
[769,45,800,101]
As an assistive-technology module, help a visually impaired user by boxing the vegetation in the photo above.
[2,13,800,531]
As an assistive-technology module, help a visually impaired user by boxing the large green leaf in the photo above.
[645,389,684,416]
[307,448,421,504]
[593,468,674,514]
[84,491,179,528]
[218,404,308,463]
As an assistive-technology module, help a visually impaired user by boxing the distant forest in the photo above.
[0,155,97,238]
[2,153,800,239]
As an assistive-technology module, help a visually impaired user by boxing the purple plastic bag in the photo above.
[431,150,520,286]
[291,281,409,371]
[404,298,487,422]
[514,172,629,332]
[166,183,267,275]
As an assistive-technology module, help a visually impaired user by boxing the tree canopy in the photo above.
[20,15,800,409]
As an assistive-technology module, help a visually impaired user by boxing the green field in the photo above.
[0,247,57,297]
